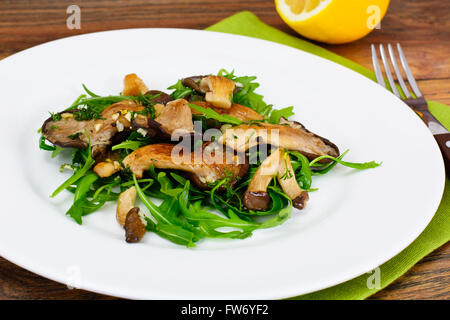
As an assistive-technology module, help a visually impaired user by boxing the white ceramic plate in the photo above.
[0,29,445,299]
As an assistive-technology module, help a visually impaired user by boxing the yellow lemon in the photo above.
[275,0,390,44]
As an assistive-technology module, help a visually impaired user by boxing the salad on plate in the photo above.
[39,69,379,246]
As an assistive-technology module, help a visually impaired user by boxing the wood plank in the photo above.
[371,242,450,300]
[416,79,450,106]
[0,257,116,300]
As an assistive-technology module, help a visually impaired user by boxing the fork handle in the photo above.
[406,97,448,134]
[405,98,450,177]
[434,133,450,178]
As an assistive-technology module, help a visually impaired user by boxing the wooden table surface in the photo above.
[0,0,448,300]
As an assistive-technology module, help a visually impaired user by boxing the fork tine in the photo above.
[387,44,411,99]
[397,43,423,98]
[379,44,401,98]
[371,44,386,88]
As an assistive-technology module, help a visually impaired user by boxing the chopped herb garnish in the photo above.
[68,132,82,140]
[50,112,61,122]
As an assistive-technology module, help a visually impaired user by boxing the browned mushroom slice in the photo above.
[122,142,248,190]
[183,75,241,94]
[224,104,263,122]
[123,73,149,96]
[129,99,193,141]
[125,207,147,243]
[94,160,122,178]
[199,76,235,109]
[277,152,309,210]
[122,72,173,106]
[243,148,282,211]
[42,89,176,159]
[129,114,170,141]
[189,100,263,122]
[116,186,137,227]
[278,117,339,162]
[42,100,145,158]
[182,75,206,93]
[219,121,339,163]
[145,90,173,105]
[182,75,236,108]
[153,103,165,117]
[155,99,194,136]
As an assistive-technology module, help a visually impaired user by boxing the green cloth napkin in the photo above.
[206,11,450,300]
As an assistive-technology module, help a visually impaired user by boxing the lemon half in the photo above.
[275,0,390,44]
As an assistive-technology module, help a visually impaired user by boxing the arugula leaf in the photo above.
[133,174,173,225]
[66,173,99,224]
[310,150,348,175]
[142,165,185,198]
[181,182,293,239]
[218,69,297,123]
[158,197,201,236]
[181,202,256,239]
[39,135,57,151]
[218,69,273,116]
[133,174,197,247]
[81,192,112,215]
[69,94,88,108]
[309,151,381,170]
[180,182,256,233]
[52,159,95,197]
[169,172,187,185]
[51,132,95,197]
[258,187,292,229]
[145,218,196,247]
[167,80,194,99]
[82,84,100,97]
[51,146,62,158]
[156,172,184,198]
[290,151,313,190]
[111,140,145,151]
[269,106,295,124]
[189,103,242,125]
[66,198,84,225]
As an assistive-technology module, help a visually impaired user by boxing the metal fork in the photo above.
[371,43,450,175]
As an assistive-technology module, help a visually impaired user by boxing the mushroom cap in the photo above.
[145,90,173,105]
[122,142,249,190]
[124,207,146,243]
[243,191,271,211]
[293,192,309,210]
